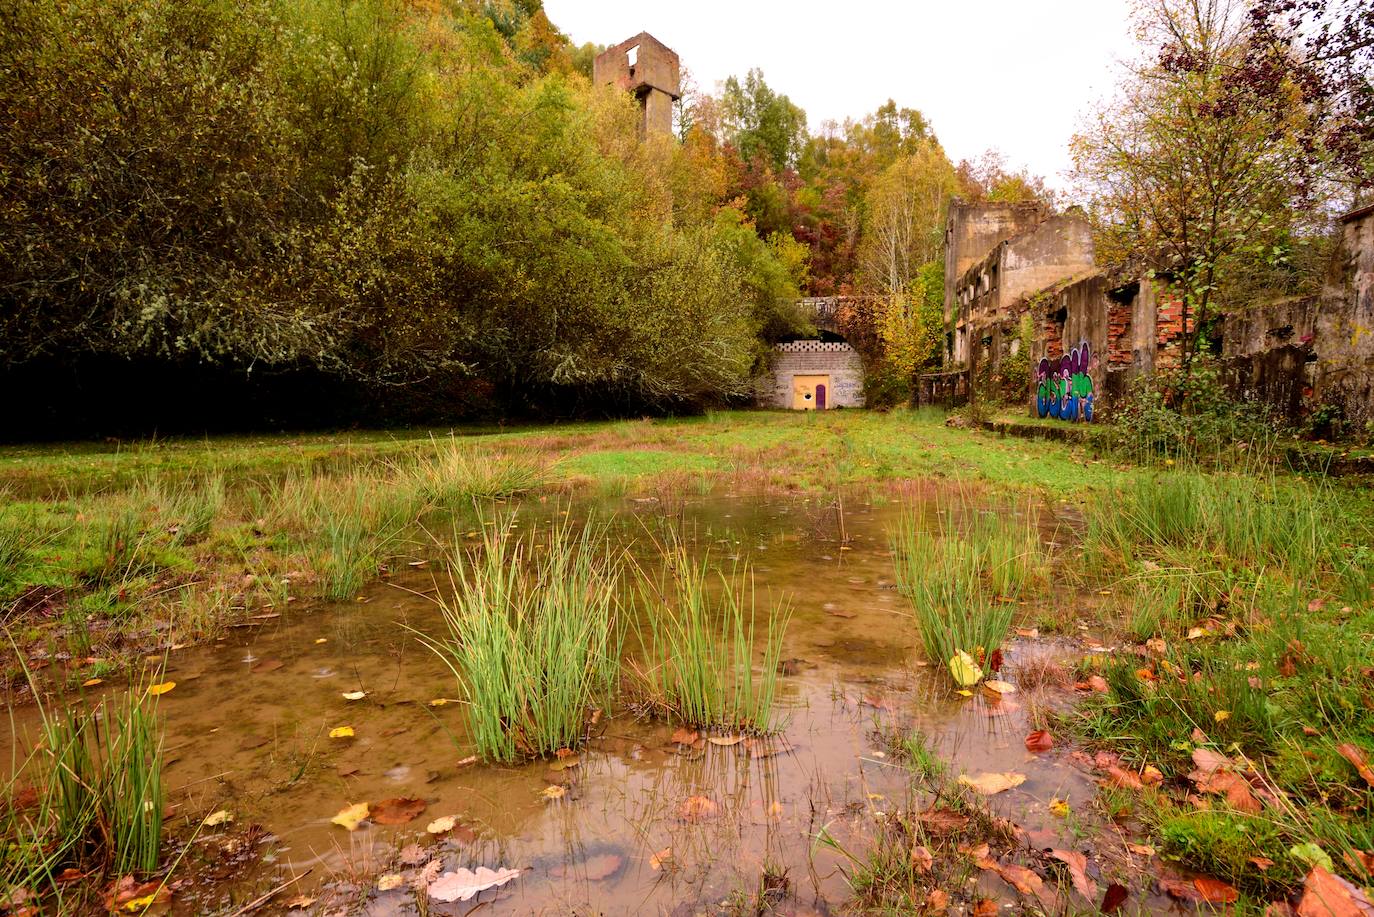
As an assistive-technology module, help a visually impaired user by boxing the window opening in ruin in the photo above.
[627,45,639,67]
[1052,306,1067,325]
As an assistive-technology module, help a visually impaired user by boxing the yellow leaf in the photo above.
[314,638,328,644]
[541,785,566,800]
[331,802,369,831]
[82,677,103,687]
[984,679,1017,694]
[1214,710,1230,723]
[203,810,233,827]
[341,691,366,701]
[1049,797,1071,817]
[948,650,983,687]
[429,698,460,707]
[377,874,404,891]
[956,689,974,697]
[147,681,176,696]
[1187,626,1209,640]
[957,772,1027,795]
[426,815,457,834]
[329,726,355,739]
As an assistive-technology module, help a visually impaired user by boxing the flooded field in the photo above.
[4,489,1123,915]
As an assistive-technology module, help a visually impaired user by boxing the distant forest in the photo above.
[0,0,1368,436]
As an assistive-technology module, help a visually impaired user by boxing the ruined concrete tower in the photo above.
[593,32,681,137]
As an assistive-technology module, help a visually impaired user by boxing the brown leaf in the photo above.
[676,795,718,822]
[1102,883,1129,913]
[925,888,949,913]
[1193,770,1262,814]
[1025,730,1054,753]
[998,863,1044,895]
[251,658,283,673]
[1102,765,1144,790]
[1048,849,1098,900]
[860,694,894,711]
[552,853,622,881]
[669,727,698,745]
[911,845,934,874]
[972,899,998,917]
[962,842,997,870]
[371,797,427,826]
[1193,876,1241,905]
[958,771,1026,795]
[1343,851,1374,878]
[1336,743,1374,787]
[919,806,970,835]
[1160,875,1202,901]
[1296,866,1374,917]
[1192,747,1232,774]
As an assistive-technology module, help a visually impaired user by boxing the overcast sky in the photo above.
[544,0,1138,188]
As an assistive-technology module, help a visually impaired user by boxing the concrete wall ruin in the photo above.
[593,33,681,137]
[1221,205,1374,430]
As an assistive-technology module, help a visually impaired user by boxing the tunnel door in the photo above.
[791,374,830,410]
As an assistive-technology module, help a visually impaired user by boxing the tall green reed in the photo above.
[892,498,1045,680]
[413,518,622,762]
[634,539,791,733]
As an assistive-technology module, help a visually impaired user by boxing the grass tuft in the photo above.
[415,517,621,762]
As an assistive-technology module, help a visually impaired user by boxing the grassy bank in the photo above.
[1,408,1370,694]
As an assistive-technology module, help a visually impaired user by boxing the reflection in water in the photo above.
[1,492,1100,915]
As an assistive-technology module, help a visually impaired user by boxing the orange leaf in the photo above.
[1296,866,1374,917]
[1048,848,1098,900]
[1025,730,1054,753]
[1193,876,1240,905]
[1336,743,1374,787]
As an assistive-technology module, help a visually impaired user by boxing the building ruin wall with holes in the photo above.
[593,33,681,137]
[940,201,1374,426]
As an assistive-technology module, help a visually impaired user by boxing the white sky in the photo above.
[544,0,1137,188]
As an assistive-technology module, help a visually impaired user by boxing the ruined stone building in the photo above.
[758,298,866,410]
[593,33,681,137]
[940,200,1374,426]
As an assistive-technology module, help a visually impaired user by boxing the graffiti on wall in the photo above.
[1035,341,1095,422]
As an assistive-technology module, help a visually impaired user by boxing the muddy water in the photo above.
[5,493,1109,915]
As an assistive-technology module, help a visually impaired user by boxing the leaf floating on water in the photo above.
[341,691,366,701]
[426,815,457,834]
[949,651,983,687]
[957,772,1026,795]
[552,853,623,881]
[549,755,580,770]
[147,682,176,696]
[676,795,718,822]
[372,797,426,825]
[251,658,284,674]
[457,755,478,767]
[1025,730,1054,752]
[202,810,233,827]
[331,802,369,831]
[541,785,566,800]
[985,679,1017,694]
[329,726,355,739]
[649,847,673,871]
[427,866,520,902]
[429,698,460,707]
[1049,797,1070,817]
[708,735,745,747]
[670,727,699,745]
[284,896,316,910]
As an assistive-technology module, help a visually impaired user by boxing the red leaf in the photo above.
[1025,730,1054,753]
[1102,883,1129,914]
[1048,848,1098,900]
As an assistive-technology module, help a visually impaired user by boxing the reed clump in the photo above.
[634,540,791,734]
[892,498,1046,681]
[416,518,622,762]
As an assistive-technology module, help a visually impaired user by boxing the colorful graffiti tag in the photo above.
[1035,341,1095,422]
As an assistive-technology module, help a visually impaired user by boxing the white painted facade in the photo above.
[760,341,865,410]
